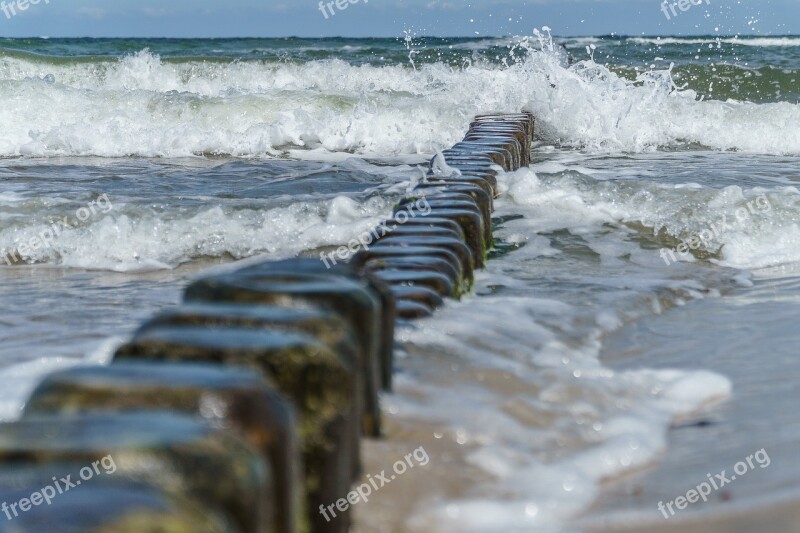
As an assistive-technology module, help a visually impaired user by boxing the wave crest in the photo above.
[1,35,800,157]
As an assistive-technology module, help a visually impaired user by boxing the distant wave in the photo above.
[1,33,800,158]
[627,36,800,47]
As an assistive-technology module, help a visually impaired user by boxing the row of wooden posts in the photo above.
[0,112,534,533]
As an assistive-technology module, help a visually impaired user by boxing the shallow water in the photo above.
[585,274,800,529]
[0,155,415,419]
[0,157,413,270]
[351,150,800,531]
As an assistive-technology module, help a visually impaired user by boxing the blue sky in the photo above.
[0,0,796,38]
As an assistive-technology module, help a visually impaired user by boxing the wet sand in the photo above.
[351,341,506,533]
[587,496,800,533]
[582,275,800,532]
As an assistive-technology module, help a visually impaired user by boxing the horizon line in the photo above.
[2,33,798,40]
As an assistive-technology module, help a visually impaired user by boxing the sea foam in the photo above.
[2,33,800,157]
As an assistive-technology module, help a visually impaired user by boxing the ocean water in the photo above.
[2,33,800,531]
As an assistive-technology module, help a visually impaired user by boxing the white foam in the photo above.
[0,195,394,271]
[500,167,800,271]
[2,33,800,158]
[628,36,800,47]
[394,167,736,532]
[399,296,731,532]
[0,337,120,422]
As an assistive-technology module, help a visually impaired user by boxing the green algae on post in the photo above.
[397,206,487,268]
[183,272,383,437]
[399,191,492,238]
[24,362,301,533]
[137,302,367,470]
[0,478,237,533]
[413,182,494,212]
[114,326,357,533]
[0,412,271,533]
[238,259,396,394]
